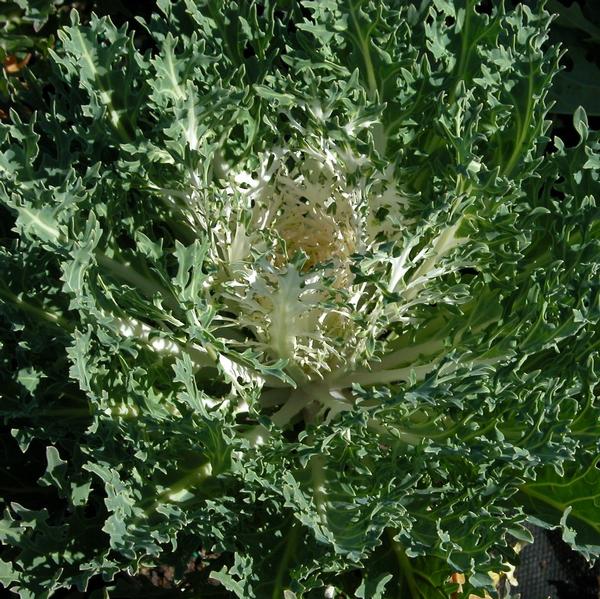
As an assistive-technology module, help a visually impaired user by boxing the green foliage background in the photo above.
[0,1,599,598]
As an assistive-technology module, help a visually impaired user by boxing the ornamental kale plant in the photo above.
[1,1,599,598]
